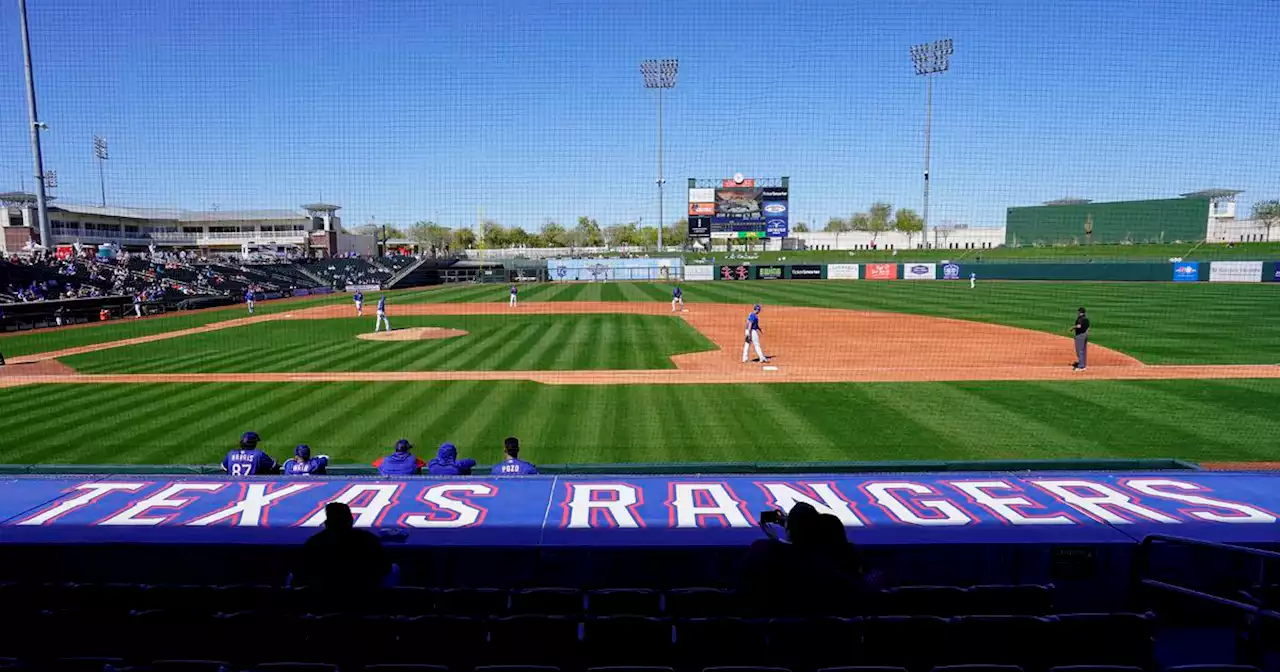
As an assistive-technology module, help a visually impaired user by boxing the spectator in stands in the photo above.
[738,502,866,616]
[221,431,279,477]
[292,502,394,591]
[428,442,476,475]
[283,444,330,476]
[492,436,538,475]
[373,439,425,476]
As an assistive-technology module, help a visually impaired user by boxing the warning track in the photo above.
[2,301,1278,386]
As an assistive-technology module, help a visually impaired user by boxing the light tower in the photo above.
[911,38,953,248]
[94,135,109,206]
[641,58,678,251]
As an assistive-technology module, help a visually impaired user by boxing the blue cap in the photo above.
[753,304,761,311]
[295,444,311,459]
[395,439,412,453]
[240,431,260,447]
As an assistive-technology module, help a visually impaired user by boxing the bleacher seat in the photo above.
[665,588,737,618]
[475,667,562,672]
[436,587,508,617]
[1161,668,1262,672]
[487,615,580,665]
[879,586,968,617]
[1049,666,1145,672]
[151,663,233,672]
[583,616,673,666]
[966,585,1053,616]
[1053,613,1154,668]
[509,588,583,616]
[946,615,1054,668]
[931,666,1024,672]
[587,589,663,616]
[253,665,339,672]
[766,617,862,670]
[674,618,764,669]
[362,666,449,672]
[863,616,948,671]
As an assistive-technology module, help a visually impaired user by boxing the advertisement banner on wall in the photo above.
[685,265,715,281]
[866,263,898,280]
[688,188,715,203]
[942,263,961,280]
[689,202,715,216]
[1270,263,1280,283]
[345,284,382,293]
[790,264,823,280]
[687,217,711,237]
[720,264,751,281]
[755,265,783,280]
[827,264,859,280]
[764,219,789,237]
[1172,262,1200,282]
[903,263,937,280]
[549,258,683,282]
[1208,261,1263,283]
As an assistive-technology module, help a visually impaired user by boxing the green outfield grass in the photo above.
[676,241,1280,264]
[59,314,713,373]
[1,378,1278,465]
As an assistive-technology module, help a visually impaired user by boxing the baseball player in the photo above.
[221,431,278,477]
[133,294,143,318]
[671,285,684,312]
[245,288,255,314]
[354,290,364,316]
[509,284,518,308]
[742,303,768,363]
[374,294,391,332]
[283,444,330,476]
[969,272,977,289]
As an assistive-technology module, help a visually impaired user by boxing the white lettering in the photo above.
[948,481,1073,525]
[299,484,400,528]
[670,483,753,528]
[864,482,972,526]
[1031,479,1179,524]
[564,484,642,529]
[402,484,493,528]
[99,483,224,526]
[186,483,316,527]
[758,482,864,526]
[17,482,147,526]
[1123,479,1277,524]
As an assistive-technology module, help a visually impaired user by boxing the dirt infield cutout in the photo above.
[356,327,469,342]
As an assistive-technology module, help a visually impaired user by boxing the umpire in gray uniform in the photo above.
[1070,307,1090,371]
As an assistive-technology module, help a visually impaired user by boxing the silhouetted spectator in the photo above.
[739,502,864,616]
[292,502,393,591]
[373,439,425,476]
[428,442,476,475]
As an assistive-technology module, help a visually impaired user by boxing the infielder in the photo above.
[245,288,255,314]
[374,294,392,332]
[969,272,976,289]
[742,303,768,363]
[354,290,364,316]
[671,285,684,312]
[509,284,518,307]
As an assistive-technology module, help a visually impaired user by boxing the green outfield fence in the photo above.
[682,260,1280,283]
[0,458,1199,476]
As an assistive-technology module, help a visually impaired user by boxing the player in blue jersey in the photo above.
[509,284,518,308]
[428,442,476,475]
[374,294,391,332]
[245,288,255,314]
[671,285,684,312]
[491,436,538,475]
[283,444,329,476]
[742,303,768,363]
[222,431,278,476]
[373,439,425,476]
[353,290,364,316]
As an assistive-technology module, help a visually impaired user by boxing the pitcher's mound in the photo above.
[358,327,469,342]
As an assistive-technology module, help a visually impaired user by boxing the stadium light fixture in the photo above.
[911,38,952,249]
[18,0,52,248]
[641,58,678,251]
[94,135,108,206]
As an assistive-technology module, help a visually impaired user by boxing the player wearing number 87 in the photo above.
[221,431,279,477]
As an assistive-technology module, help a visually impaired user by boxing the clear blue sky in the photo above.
[1,0,1277,231]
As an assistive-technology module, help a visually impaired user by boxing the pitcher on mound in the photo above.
[742,303,768,363]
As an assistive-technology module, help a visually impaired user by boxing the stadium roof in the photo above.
[49,203,311,222]
[300,203,341,211]
[1180,189,1242,199]
[1042,198,1092,206]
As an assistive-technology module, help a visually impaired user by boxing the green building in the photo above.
[1005,191,1240,246]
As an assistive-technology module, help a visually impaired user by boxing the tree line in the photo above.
[820,202,925,245]
[351,216,692,253]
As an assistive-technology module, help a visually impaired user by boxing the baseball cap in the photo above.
[295,444,311,459]
[753,304,762,311]
[395,439,413,453]
[240,431,260,447]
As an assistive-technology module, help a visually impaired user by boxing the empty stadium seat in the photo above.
[766,617,863,670]
[674,618,764,669]
[487,615,580,665]
[665,588,737,618]
[583,616,673,666]
[363,666,449,672]
[253,664,340,672]
[966,585,1054,616]
[509,588,583,616]
[1049,666,1145,672]
[1053,613,1154,668]
[878,586,967,617]
[863,616,948,671]
[436,587,509,617]
[931,666,1024,672]
[587,589,663,616]
[1162,667,1262,672]
[150,661,233,672]
[946,615,1054,668]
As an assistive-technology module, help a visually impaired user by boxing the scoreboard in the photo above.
[687,175,789,239]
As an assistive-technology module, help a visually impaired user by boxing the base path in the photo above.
[3,301,1279,387]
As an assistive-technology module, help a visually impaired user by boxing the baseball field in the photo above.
[2,279,1279,467]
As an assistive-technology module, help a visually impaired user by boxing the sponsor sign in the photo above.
[760,188,788,200]
[689,202,716,216]
[687,217,711,237]
[762,202,788,216]
[688,188,715,203]
[827,263,859,280]
[711,231,766,239]
[790,264,822,280]
[1172,262,1200,282]
[866,263,898,280]
[346,284,382,293]
[1271,264,1280,283]
[722,178,755,187]
[291,288,311,297]
[684,265,714,281]
[310,286,335,295]
[765,219,789,238]
[1209,260,1263,283]
[4,473,1278,547]
[942,263,961,280]
[903,263,937,280]
[720,264,751,281]
[549,258,683,282]
[755,265,783,281]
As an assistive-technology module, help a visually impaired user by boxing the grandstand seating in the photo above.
[301,258,394,289]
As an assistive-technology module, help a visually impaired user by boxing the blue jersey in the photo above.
[492,458,538,475]
[245,291,254,302]
[511,285,518,295]
[222,448,277,477]
[746,312,760,331]
[673,287,682,298]
[283,456,328,476]
[377,296,386,312]
[354,292,364,303]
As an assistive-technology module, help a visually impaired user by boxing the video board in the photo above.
[688,177,789,239]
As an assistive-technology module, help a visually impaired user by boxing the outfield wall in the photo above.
[682,260,1279,283]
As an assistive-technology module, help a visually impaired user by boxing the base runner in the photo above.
[671,285,683,312]
[742,303,768,363]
